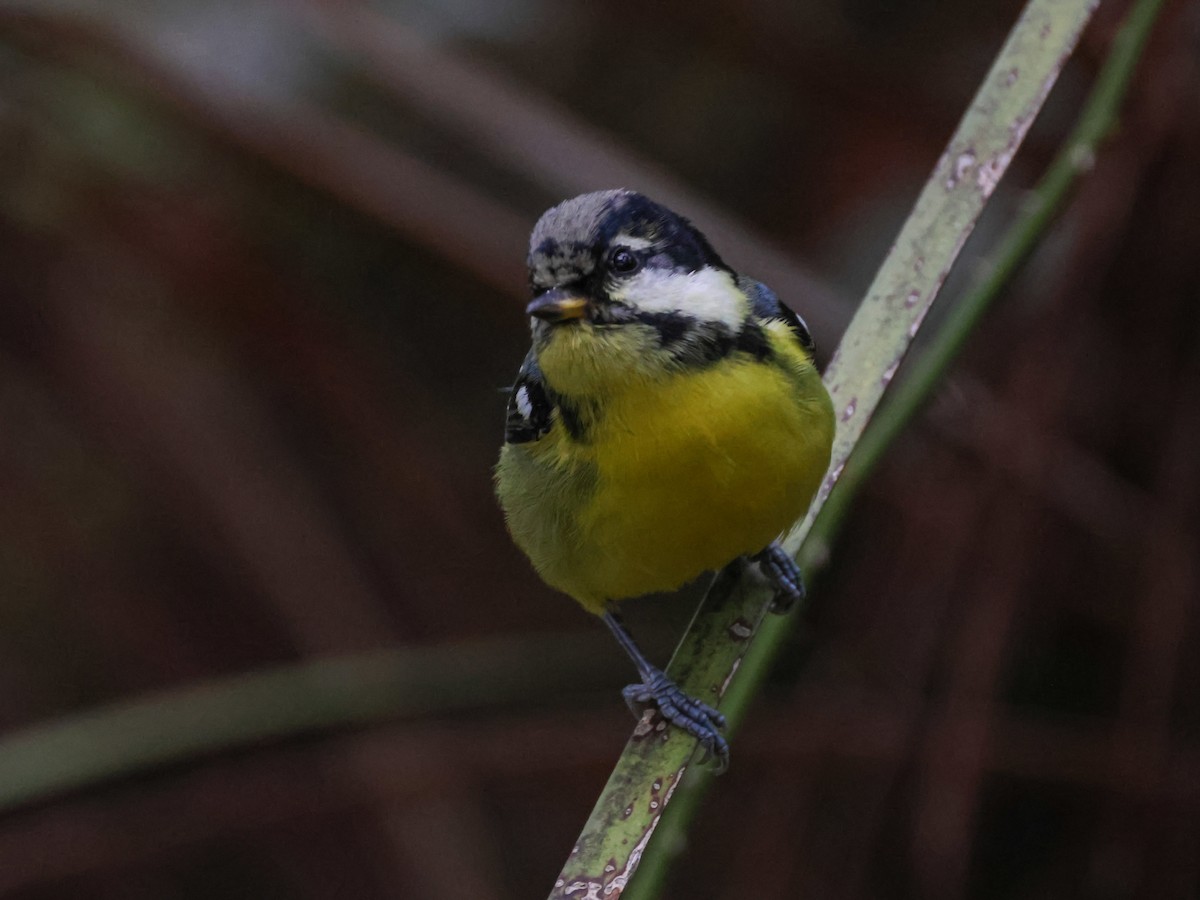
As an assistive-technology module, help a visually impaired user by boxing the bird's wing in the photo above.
[738,275,816,355]
[504,350,555,444]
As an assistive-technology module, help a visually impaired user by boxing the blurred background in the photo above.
[0,0,1197,897]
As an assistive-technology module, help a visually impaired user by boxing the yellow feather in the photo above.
[495,321,833,615]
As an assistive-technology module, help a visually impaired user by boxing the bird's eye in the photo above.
[609,247,640,275]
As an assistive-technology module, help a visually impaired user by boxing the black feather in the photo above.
[738,276,816,354]
[504,352,554,444]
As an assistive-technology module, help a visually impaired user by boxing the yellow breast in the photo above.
[496,332,834,614]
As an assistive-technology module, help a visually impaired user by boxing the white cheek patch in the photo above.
[618,266,746,329]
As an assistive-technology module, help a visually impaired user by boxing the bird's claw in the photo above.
[754,542,806,613]
[622,669,729,771]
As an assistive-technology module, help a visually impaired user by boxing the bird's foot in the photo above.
[622,668,729,771]
[754,541,806,613]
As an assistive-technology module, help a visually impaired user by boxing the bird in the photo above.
[495,190,835,767]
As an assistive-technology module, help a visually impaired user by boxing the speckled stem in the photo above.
[551,0,1103,896]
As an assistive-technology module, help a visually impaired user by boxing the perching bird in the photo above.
[495,190,835,767]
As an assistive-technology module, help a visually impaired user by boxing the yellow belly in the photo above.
[497,353,833,614]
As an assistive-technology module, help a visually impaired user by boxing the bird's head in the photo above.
[525,190,749,393]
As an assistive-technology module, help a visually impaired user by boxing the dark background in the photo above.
[0,0,1197,897]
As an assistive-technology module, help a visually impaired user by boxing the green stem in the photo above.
[0,634,620,813]
[551,0,1113,895]
[628,0,1167,895]
[823,0,1168,536]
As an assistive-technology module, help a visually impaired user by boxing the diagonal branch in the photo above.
[550,0,1101,896]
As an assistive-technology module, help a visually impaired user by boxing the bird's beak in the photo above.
[526,289,589,323]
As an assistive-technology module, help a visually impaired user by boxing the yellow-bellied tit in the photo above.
[495,190,835,768]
